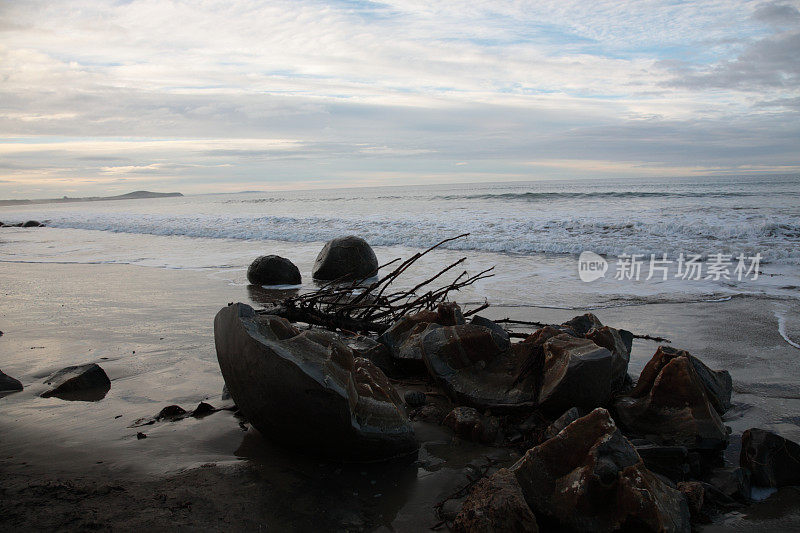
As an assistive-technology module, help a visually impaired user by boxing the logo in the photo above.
[578,251,608,282]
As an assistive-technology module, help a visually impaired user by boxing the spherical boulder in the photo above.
[312,235,378,280]
[247,255,301,285]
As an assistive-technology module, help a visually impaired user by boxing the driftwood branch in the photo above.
[494,318,671,344]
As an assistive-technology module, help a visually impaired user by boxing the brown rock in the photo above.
[511,407,690,532]
[631,345,732,415]
[677,481,705,519]
[615,354,729,451]
[585,325,630,392]
[453,468,539,533]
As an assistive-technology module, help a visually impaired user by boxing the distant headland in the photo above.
[0,191,183,207]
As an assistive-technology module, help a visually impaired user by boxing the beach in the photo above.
[1,252,799,530]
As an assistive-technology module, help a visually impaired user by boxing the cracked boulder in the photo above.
[511,407,691,533]
[214,303,417,462]
[537,334,614,414]
[614,353,728,451]
[740,428,800,487]
[630,346,732,415]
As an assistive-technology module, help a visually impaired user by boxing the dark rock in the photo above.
[214,303,417,461]
[221,384,231,400]
[635,444,690,482]
[512,407,691,532]
[469,315,510,351]
[615,354,729,451]
[23,220,42,227]
[156,405,187,420]
[585,326,630,392]
[136,432,147,440]
[343,335,395,377]
[246,255,301,285]
[706,467,751,501]
[412,404,446,424]
[403,390,426,407]
[422,324,537,411]
[453,468,539,533]
[437,302,466,326]
[311,235,378,280]
[560,312,603,337]
[444,406,483,439]
[0,369,23,392]
[740,428,800,487]
[40,363,110,401]
[538,334,613,414]
[631,346,732,415]
[191,402,217,417]
[543,407,581,440]
[677,481,706,521]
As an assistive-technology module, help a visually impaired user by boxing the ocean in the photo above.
[2,174,799,311]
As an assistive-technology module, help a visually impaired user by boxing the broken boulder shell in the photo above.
[40,363,110,401]
[0,369,23,393]
[630,345,732,415]
[214,303,417,462]
[614,353,728,451]
[740,428,800,487]
[538,334,614,414]
[453,468,539,533]
[511,407,691,533]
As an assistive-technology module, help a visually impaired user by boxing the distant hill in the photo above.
[0,191,183,206]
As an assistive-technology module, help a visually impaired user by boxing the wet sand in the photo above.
[1,262,799,530]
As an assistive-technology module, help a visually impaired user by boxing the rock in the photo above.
[40,363,111,401]
[403,390,426,407]
[560,312,603,337]
[585,326,630,392]
[191,402,217,417]
[543,407,581,440]
[136,432,147,440]
[422,324,537,410]
[469,315,510,351]
[677,481,706,520]
[23,220,42,227]
[706,466,751,502]
[221,384,231,400]
[538,334,613,414]
[412,404,446,424]
[246,255,301,285]
[453,468,539,533]
[214,303,417,461]
[342,334,395,377]
[511,407,691,532]
[311,235,379,280]
[615,354,729,451]
[635,444,690,482]
[740,428,800,487]
[156,405,187,420]
[631,346,732,415]
[0,370,23,392]
[444,406,483,439]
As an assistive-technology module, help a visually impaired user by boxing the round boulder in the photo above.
[247,255,301,285]
[23,220,42,227]
[312,235,379,280]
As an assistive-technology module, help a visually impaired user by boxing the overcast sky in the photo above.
[1,0,798,197]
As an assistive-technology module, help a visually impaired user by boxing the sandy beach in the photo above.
[2,258,799,531]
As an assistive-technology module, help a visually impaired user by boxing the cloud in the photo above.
[0,0,798,197]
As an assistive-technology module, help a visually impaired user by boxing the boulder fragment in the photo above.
[312,235,379,280]
[740,428,800,487]
[585,325,631,392]
[538,334,613,414]
[469,315,510,351]
[706,466,751,502]
[615,354,729,451]
[443,406,498,443]
[453,468,539,533]
[40,363,110,401]
[511,407,691,532]
[543,407,581,440]
[214,303,417,461]
[631,346,732,415]
[247,255,301,285]
[0,370,23,393]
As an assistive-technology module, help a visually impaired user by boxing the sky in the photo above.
[0,0,799,197]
